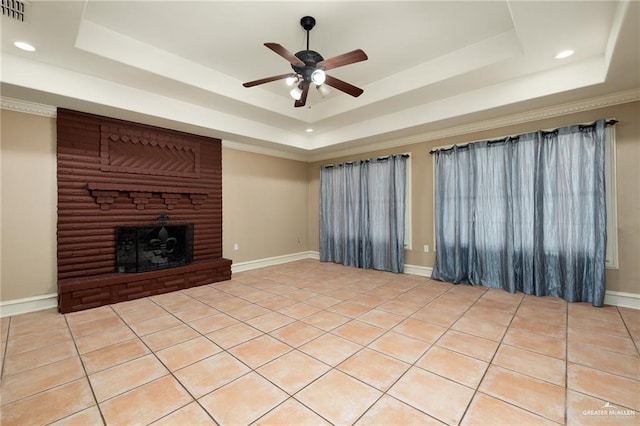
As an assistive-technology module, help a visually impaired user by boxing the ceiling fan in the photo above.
[243,16,368,108]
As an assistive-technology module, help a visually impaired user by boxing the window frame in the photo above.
[404,154,412,250]
[604,125,619,269]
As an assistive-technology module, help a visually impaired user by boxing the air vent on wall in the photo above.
[2,0,27,22]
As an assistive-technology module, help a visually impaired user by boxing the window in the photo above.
[430,119,612,306]
[319,154,409,273]
[431,122,619,268]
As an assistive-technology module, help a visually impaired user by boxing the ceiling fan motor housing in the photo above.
[293,50,324,82]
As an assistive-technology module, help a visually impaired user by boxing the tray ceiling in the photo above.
[1,1,638,158]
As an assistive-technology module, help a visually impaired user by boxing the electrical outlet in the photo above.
[423,245,429,253]
[233,243,239,251]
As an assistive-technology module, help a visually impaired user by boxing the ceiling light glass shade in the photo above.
[290,86,303,100]
[555,49,574,59]
[285,75,297,86]
[311,69,326,85]
[14,41,35,52]
[316,84,331,98]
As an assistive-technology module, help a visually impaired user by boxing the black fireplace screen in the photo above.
[116,224,193,273]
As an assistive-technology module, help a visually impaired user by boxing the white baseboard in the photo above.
[0,293,58,318]
[232,251,319,273]
[604,290,640,310]
[403,264,433,277]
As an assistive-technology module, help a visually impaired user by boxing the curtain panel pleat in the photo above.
[320,155,407,273]
[431,120,607,306]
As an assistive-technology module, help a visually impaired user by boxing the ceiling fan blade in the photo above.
[243,73,292,88]
[264,43,305,67]
[317,49,368,71]
[324,75,364,97]
[294,83,310,108]
[242,73,291,87]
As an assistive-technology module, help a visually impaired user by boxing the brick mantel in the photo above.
[87,182,209,210]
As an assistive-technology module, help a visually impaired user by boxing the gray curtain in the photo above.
[431,120,607,306]
[320,155,407,273]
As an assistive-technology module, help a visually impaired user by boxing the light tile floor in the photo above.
[1,259,639,425]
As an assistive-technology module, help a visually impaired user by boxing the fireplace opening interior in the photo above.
[116,223,193,273]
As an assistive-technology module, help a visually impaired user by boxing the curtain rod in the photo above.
[428,118,618,155]
[323,153,410,169]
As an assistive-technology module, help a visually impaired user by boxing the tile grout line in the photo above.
[147,285,345,425]
[450,290,569,425]
[349,280,485,425]
[140,292,231,425]
[61,311,107,426]
[236,296,357,422]
[430,284,502,425]
[616,306,640,356]
[0,316,12,382]
[80,299,207,424]
[3,313,118,423]
[229,272,426,425]
[209,275,366,425]
[360,279,470,421]
[285,273,436,425]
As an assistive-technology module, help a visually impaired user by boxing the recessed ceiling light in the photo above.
[555,50,574,59]
[305,128,314,133]
[14,41,35,52]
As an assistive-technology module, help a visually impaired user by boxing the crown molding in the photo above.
[221,140,308,162]
[448,88,640,137]
[1,97,57,117]
[308,88,640,162]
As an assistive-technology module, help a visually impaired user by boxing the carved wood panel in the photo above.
[100,125,200,178]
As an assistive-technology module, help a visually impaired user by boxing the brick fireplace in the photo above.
[56,109,231,313]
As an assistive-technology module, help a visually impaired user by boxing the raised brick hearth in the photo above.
[56,109,231,313]
[58,259,231,313]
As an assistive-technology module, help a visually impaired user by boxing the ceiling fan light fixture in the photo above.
[285,74,298,86]
[317,84,331,98]
[290,86,303,100]
[311,69,326,85]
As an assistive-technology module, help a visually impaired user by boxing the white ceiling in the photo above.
[1,1,639,160]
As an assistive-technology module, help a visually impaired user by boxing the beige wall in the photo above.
[222,148,309,263]
[1,109,57,301]
[1,101,638,302]
[309,101,640,295]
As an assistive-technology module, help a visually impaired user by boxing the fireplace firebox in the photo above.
[116,224,193,273]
